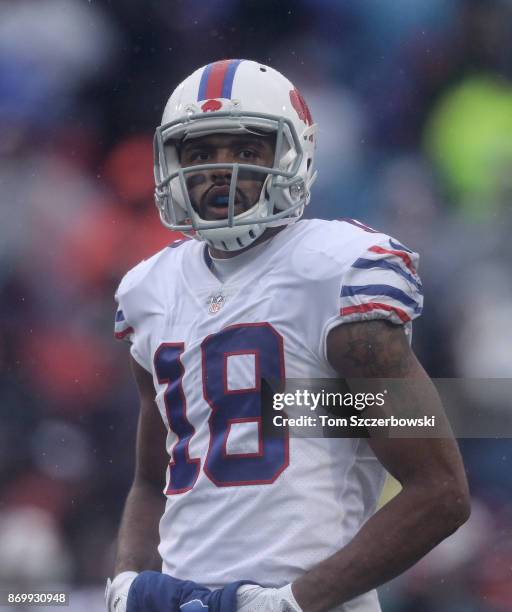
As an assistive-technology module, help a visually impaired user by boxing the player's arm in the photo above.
[291,320,470,612]
[114,355,167,574]
[106,356,168,612]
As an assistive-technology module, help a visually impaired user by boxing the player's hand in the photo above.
[236,583,303,611]
[126,571,253,612]
[105,571,138,612]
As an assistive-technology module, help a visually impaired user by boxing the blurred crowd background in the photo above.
[1,0,511,610]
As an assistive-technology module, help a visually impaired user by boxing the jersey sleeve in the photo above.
[114,298,134,343]
[339,236,423,325]
[111,247,171,373]
[322,235,423,350]
[113,268,154,373]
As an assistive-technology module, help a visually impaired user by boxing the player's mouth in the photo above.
[201,186,248,220]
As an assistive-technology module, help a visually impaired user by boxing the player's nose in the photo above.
[210,149,233,183]
[211,168,232,184]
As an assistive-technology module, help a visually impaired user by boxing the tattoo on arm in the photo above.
[333,320,414,378]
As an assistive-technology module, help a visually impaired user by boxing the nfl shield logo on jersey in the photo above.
[207,293,225,315]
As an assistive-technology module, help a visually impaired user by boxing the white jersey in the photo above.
[114,219,423,612]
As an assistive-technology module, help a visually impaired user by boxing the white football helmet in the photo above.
[154,59,317,251]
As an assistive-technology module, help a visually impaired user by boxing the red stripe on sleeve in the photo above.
[368,246,416,274]
[340,302,410,323]
[115,326,134,340]
[205,60,231,99]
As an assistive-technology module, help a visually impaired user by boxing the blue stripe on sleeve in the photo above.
[341,284,422,313]
[389,238,413,254]
[352,258,423,292]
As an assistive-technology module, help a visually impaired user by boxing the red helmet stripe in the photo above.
[197,59,242,101]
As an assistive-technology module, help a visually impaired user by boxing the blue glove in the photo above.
[126,571,256,612]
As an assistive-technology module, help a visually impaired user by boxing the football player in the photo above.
[106,60,470,612]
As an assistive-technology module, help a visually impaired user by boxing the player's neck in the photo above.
[207,226,286,259]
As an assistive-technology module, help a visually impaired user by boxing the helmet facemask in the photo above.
[154,110,316,251]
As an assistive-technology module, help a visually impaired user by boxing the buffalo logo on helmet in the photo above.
[201,99,223,113]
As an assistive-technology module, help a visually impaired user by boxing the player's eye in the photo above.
[191,151,211,162]
[238,149,258,161]
[183,150,211,164]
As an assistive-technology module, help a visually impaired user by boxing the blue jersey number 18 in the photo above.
[154,323,288,494]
